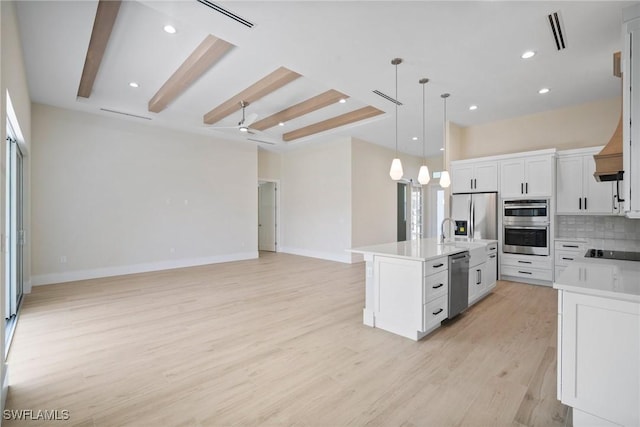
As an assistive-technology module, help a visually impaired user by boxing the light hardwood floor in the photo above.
[5,252,568,426]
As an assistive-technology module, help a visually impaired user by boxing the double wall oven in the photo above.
[503,199,550,256]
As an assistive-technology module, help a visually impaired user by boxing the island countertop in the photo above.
[349,237,496,262]
[553,258,640,303]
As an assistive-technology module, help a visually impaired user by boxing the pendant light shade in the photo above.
[389,58,403,181]
[390,158,404,180]
[440,93,451,188]
[418,78,430,185]
[439,170,451,188]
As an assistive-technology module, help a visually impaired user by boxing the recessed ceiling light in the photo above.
[163,25,177,34]
[538,88,550,94]
[339,98,347,104]
[412,136,418,141]
[440,148,445,151]
[278,122,285,127]
[129,82,139,88]
[469,105,478,111]
[521,50,536,59]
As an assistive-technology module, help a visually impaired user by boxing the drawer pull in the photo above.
[489,246,497,251]
[432,308,444,315]
[562,244,579,248]
[562,257,574,261]
[517,260,532,264]
[433,263,444,268]
[489,254,496,259]
[432,283,444,289]
[518,271,533,275]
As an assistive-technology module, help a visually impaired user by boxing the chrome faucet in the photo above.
[440,217,454,243]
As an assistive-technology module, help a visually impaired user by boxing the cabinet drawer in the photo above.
[425,257,448,276]
[555,249,584,266]
[554,240,587,252]
[501,253,552,269]
[501,265,553,281]
[423,295,448,332]
[424,271,448,303]
[486,242,498,254]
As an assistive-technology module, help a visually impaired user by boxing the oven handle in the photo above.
[503,204,548,209]
[504,225,549,230]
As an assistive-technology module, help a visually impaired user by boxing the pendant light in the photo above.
[439,93,451,188]
[417,78,430,185]
[389,58,403,181]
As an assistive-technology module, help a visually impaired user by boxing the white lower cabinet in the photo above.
[500,253,553,284]
[554,239,587,280]
[558,290,640,426]
[468,262,486,305]
[372,255,449,341]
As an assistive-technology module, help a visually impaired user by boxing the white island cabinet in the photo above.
[554,261,640,427]
[350,238,497,341]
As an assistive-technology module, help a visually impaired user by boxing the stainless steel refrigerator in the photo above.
[450,192,498,240]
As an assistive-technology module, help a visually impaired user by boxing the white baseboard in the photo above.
[279,246,353,264]
[31,252,259,286]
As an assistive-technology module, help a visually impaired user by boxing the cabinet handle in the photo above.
[521,183,524,194]
[433,263,444,268]
[517,260,532,264]
[470,178,473,189]
[474,178,477,189]
[432,283,444,289]
[489,246,496,251]
[477,269,482,285]
[518,271,533,275]
[562,257,574,261]
[584,197,587,210]
[525,182,528,194]
[432,308,444,316]
[562,244,579,248]
[489,254,496,259]
[579,198,582,210]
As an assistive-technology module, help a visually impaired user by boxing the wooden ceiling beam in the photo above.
[251,90,349,131]
[203,67,301,125]
[149,35,234,113]
[283,106,384,142]
[77,0,122,98]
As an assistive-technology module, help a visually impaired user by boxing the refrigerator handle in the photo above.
[469,196,476,239]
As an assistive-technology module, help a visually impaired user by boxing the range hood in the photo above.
[594,52,624,182]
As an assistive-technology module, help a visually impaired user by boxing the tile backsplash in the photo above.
[556,215,640,250]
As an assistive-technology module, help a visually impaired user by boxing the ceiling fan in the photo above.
[207,101,258,133]
[207,101,281,145]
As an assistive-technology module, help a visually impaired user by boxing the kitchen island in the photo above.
[350,238,497,341]
[554,259,640,427]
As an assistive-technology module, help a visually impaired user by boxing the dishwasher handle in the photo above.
[450,252,470,262]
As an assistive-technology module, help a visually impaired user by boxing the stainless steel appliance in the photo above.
[450,192,498,240]
[503,199,550,256]
[585,249,640,261]
[448,251,470,319]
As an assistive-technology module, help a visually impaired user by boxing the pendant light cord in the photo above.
[395,62,398,157]
[422,83,426,161]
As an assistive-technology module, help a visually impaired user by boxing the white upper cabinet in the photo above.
[557,149,616,215]
[500,155,553,198]
[451,161,498,193]
[624,6,640,218]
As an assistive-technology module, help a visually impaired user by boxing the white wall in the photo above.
[31,104,258,285]
[1,0,32,408]
[279,138,352,263]
[257,147,281,181]
[456,96,621,160]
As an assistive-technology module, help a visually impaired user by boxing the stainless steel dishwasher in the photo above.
[448,251,470,318]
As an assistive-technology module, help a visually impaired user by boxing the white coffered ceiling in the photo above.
[15,1,634,157]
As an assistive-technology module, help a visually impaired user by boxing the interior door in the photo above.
[258,182,277,252]
[5,136,24,320]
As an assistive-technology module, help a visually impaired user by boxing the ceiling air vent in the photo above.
[372,90,402,106]
[548,11,566,50]
[100,108,152,120]
[196,0,254,28]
